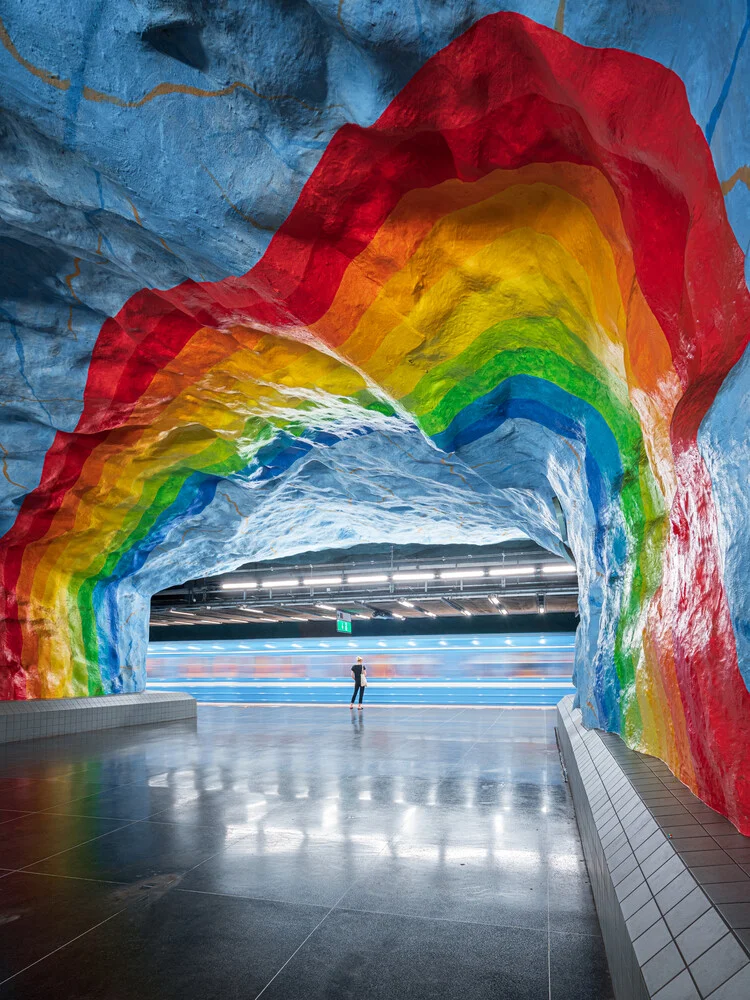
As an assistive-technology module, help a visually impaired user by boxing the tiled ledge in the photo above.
[557,695,750,1000]
[0,692,196,743]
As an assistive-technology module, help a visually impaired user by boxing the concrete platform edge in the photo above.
[557,696,650,1000]
[0,691,197,743]
[557,695,750,1000]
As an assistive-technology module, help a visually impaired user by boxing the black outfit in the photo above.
[350,663,366,704]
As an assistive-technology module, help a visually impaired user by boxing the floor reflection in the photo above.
[0,705,613,998]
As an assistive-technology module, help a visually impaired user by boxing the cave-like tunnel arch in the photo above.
[1,12,749,836]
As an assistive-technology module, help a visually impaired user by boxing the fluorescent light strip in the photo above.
[489,566,535,577]
[346,574,389,584]
[315,603,337,611]
[391,571,435,582]
[221,580,258,590]
[541,564,577,574]
[439,569,485,580]
[397,600,414,608]
[302,576,342,586]
[260,579,300,588]
[170,609,195,616]
[239,607,265,615]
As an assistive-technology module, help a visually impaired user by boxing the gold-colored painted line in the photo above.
[158,236,177,257]
[64,257,81,302]
[219,491,243,518]
[126,198,142,226]
[721,165,750,195]
[0,16,69,89]
[0,16,339,112]
[554,0,566,33]
[201,164,273,231]
[337,0,350,38]
[0,441,27,490]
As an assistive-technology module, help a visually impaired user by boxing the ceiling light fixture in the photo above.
[302,575,342,586]
[461,610,472,617]
[239,607,265,614]
[354,614,369,620]
[488,565,535,577]
[170,609,195,616]
[393,613,405,620]
[221,580,258,590]
[391,571,435,582]
[315,603,337,611]
[260,578,300,588]
[537,594,546,615]
[397,600,414,608]
[440,569,485,580]
[541,563,576,574]
[488,596,499,606]
[346,573,390,584]
[500,608,509,616]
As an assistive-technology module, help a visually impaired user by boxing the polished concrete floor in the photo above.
[0,705,613,999]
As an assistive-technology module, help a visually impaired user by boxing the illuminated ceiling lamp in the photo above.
[541,563,577,575]
[489,565,535,577]
[537,594,546,615]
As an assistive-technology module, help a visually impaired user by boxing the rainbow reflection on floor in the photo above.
[146,632,575,706]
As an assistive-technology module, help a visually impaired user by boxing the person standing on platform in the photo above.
[350,656,366,710]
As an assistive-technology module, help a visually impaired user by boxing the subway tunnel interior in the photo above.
[1,3,750,996]
[2,4,749,834]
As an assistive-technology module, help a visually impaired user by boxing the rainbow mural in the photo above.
[1,10,749,832]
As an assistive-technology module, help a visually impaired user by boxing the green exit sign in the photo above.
[336,618,352,634]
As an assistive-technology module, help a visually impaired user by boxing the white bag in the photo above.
[361,668,367,687]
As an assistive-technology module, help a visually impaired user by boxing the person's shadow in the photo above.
[350,711,365,734]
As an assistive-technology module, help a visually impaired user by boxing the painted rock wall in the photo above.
[1,4,749,832]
